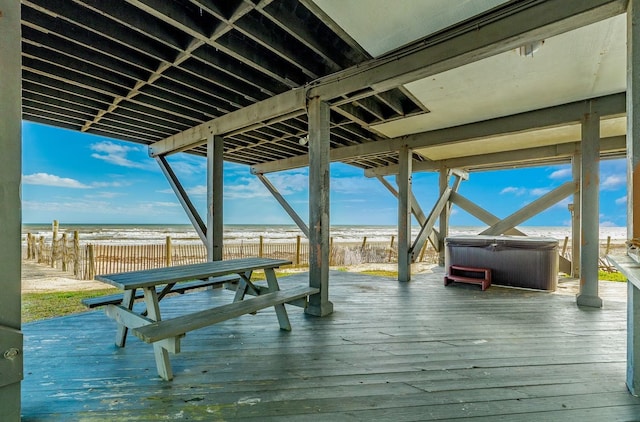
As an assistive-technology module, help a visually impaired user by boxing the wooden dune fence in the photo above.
[24,233,434,280]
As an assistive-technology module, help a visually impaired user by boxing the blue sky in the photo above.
[22,121,628,227]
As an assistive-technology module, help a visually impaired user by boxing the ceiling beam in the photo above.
[149,88,307,156]
[149,0,626,157]
[250,93,626,174]
[365,135,627,176]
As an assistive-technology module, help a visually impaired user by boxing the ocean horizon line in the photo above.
[21,223,628,246]
[21,222,626,228]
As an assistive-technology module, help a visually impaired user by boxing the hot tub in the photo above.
[444,235,558,291]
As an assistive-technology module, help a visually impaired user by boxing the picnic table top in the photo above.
[608,254,640,290]
[95,257,292,290]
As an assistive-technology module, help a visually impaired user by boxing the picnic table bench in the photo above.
[81,274,241,308]
[90,257,318,380]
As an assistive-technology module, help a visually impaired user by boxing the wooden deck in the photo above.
[21,268,640,421]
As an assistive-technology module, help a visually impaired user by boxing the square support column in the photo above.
[306,97,333,316]
[0,0,23,419]
[571,151,582,279]
[207,135,224,261]
[438,166,449,267]
[398,145,412,282]
[626,0,640,396]
[577,108,602,308]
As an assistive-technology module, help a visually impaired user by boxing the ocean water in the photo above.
[21,223,628,245]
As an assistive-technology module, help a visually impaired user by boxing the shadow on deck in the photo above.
[21,268,640,421]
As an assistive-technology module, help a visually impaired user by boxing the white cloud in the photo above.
[553,197,572,210]
[91,141,140,155]
[615,195,627,205]
[23,173,90,189]
[225,178,271,199]
[270,173,308,194]
[23,199,180,218]
[85,192,123,199]
[169,158,206,176]
[223,173,308,200]
[91,181,128,188]
[333,198,367,204]
[530,188,551,197]
[90,141,147,169]
[501,186,553,197]
[601,220,618,227]
[187,185,207,195]
[22,199,107,212]
[549,168,572,180]
[331,176,379,194]
[150,201,180,208]
[500,186,527,196]
[601,174,625,190]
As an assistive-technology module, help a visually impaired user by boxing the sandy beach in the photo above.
[21,260,112,293]
[20,260,441,293]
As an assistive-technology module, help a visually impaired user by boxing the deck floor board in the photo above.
[21,269,640,421]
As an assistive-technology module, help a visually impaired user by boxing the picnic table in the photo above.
[90,257,318,380]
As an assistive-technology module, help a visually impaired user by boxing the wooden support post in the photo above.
[296,235,301,266]
[88,244,96,280]
[73,231,80,276]
[329,237,334,266]
[626,0,640,395]
[61,233,68,272]
[259,236,264,258]
[361,236,367,250]
[398,145,412,282]
[306,96,333,316]
[605,236,612,255]
[438,167,449,266]
[52,220,59,241]
[38,236,44,263]
[26,233,32,260]
[562,236,569,256]
[577,106,603,308]
[207,135,224,261]
[572,151,582,278]
[388,235,395,262]
[51,220,58,268]
[630,281,640,397]
[0,0,23,416]
[165,236,172,267]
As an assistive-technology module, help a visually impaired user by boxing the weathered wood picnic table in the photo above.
[90,257,318,380]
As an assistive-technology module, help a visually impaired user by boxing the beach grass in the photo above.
[22,289,116,323]
[599,270,628,282]
[359,270,398,278]
[22,271,296,322]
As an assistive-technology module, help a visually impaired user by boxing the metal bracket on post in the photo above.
[0,325,23,388]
